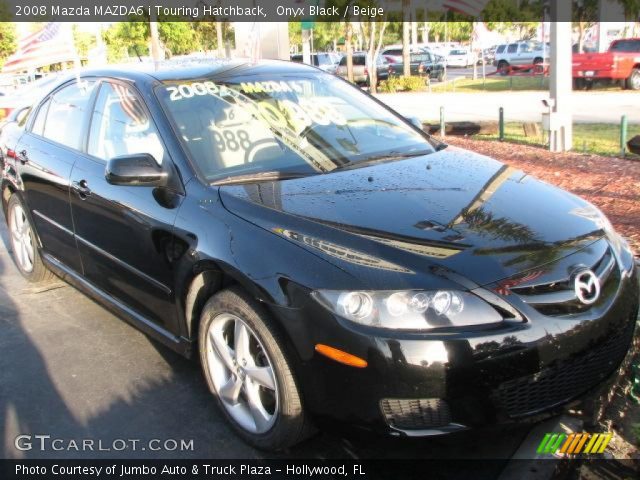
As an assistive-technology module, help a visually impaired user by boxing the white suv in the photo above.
[494,41,549,72]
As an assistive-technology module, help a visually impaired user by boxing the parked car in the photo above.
[336,52,392,85]
[386,49,446,82]
[446,48,476,67]
[0,74,61,121]
[478,47,496,65]
[290,52,342,74]
[494,41,549,73]
[380,44,431,64]
[2,61,637,452]
[0,105,30,172]
[572,38,640,90]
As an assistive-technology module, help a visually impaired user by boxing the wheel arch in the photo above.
[180,259,287,349]
[1,179,16,219]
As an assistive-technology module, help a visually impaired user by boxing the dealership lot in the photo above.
[0,219,537,462]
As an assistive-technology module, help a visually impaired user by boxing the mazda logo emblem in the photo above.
[574,269,600,305]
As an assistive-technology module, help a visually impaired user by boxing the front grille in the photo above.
[496,316,636,417]
[511,246,618,316]
[380,398,451,430]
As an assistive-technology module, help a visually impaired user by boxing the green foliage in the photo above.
[402,75,428,91]
[103,22,148,62]
[103,20,214,62]
[427,22,473,42]
[378,75,426,93]
[72,25,97,60]
[484,0,541,23]
[620,0,640,17]
[158,22,199,56]
[289,22,302,50]
[378,76,404,93]
[0,21,16,67]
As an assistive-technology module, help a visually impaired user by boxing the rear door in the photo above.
[506,43,518,64]
[14,80,97,273]
[68,80,183,333]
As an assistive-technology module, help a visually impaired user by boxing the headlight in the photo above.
[311,290,503,330]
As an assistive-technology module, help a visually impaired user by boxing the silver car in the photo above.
[336,53,392,85]
[494,41,549,71]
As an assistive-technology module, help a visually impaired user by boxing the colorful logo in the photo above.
[537,432,612,455]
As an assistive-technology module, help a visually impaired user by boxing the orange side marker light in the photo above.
[315,344,368,368]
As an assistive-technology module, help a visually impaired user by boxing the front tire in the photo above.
[198,287,312,451]
[498,61,509,76]
[6,194,54,283]
[626,68,640,90]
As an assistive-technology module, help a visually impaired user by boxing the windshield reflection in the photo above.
[156,73,435,182]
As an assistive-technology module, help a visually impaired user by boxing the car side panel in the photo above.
[14,133,83,272]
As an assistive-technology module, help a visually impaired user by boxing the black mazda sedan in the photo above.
[1,61,637,450]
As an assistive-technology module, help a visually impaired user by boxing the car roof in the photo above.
[68,59,320,85]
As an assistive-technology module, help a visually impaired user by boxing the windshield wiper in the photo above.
[333,150,432,171]
[211,171,314,186]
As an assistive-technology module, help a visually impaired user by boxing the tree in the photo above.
[103,22,149,62]
[402,0,410,77]
[345,22,354,82]
[73,25,97,61]
[573,0,598,53]
[0,2,16,67]
[103,21,205,62]
[192,22,218,52]
[0,22,16,67]
[359,20,388,92]
[158,22,199,56]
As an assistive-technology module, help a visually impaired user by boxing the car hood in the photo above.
[219,147,604,288]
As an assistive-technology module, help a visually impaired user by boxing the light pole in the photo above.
[548,4,573,152]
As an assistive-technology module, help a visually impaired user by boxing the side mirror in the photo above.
[406,116,424,130]
[105,153,168,187]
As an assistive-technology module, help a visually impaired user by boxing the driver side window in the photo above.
[88,82,164,164]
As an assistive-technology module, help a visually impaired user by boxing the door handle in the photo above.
[72,179,92,198]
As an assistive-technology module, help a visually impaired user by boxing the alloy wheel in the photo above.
[205,313,279,434]
[9,203,34,273]
[631,70,640,90]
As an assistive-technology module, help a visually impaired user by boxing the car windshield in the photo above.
[610,40,640,52]
[450,50,466,55]
[157,71,434,182]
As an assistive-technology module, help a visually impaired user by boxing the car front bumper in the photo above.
[270,254,638,436]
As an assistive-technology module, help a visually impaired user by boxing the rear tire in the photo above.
[437,70,445,82]
[198,286,314,451]
[626,68,640,90]
[6,194,54,283]
[573,78,586,90]
[533,58,544,74]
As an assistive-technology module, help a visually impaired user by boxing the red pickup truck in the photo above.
[572,38,640,90]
